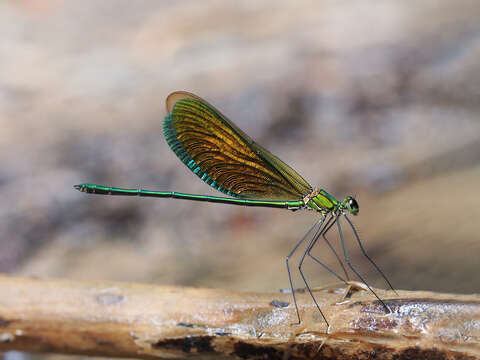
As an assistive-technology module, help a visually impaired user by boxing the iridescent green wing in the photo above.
[163,91,313,201]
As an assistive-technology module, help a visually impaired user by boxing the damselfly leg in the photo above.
[286,218,324,325]
[306,214,349,283]
[337,216,392,313]
[344,215,397,295]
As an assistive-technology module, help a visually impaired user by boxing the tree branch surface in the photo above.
[0,275,479,359]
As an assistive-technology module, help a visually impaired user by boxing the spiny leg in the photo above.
[307,214,350,283]
[286,218,324,324]
[336,217,391,313]
[344,215,397,295]
[297,219,332,328]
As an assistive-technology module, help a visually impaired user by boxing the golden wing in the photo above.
[163,91,313,200]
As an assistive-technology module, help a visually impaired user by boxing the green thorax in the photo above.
[304,189,338,213]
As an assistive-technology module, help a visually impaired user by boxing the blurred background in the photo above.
[1,1,480,356]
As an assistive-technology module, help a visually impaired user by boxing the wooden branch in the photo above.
[0,275,479,359]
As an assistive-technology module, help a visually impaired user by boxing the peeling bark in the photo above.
[0,275,478,359]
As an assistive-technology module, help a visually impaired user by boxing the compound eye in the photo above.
[347,197,359,215]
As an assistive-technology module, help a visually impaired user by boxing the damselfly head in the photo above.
[342,196,359,216]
